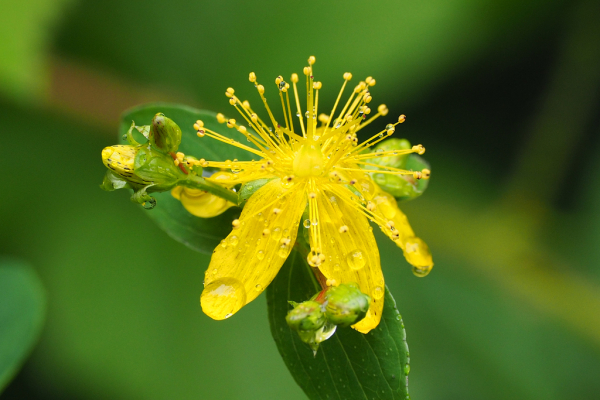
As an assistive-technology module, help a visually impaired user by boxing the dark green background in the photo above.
[1,0,599,399]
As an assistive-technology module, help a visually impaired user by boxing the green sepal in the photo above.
[100,170,130,191]
[134,146,182,186]
[286,300,326,332]
[238,178,275,206]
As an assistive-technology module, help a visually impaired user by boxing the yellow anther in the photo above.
[257,84,265,94]
[262,228,271,236]
[313,81,322,90]
[242,100,250,109]
[364,107,371,115]
[232,219,240,228]
[197,130,206,138]
[367,201,376,212]
[238,126,247,134]
[413,171,422,180]
[227,119,236,128]
[275,76,282,85]
[291,73,299,83]
[176,152,185,162]
[251,113,258,123]
[377,104,389,116]
[339,225,349,233]
[229,98,236,105]
[195,120,204,128]
[318,114,330,123]
[303,66,311,76]
[398,114,406,123]
[249,72,256,82]
[364,95,372,103]
[284,83,290,92]
[343,72,352,81]
[366,77,376,86]
[273,208,281,215]
[308,56,316,65]
[326,278,337,287]
[201,160,209,167]
[412,144,426,155]
[216,113,226,123]
[422,168,431,179]
[354,83,365,93]
[226,87,235,94]
[174,159,180,166]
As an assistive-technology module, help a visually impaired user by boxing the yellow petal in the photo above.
[201,179,306,320]
[373,189,433,270]
[171,186,234,218]
[314,189,384,333]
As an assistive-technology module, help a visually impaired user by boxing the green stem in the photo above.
[181,174,240,205]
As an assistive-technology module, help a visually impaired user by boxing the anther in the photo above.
[242,100,251,109]
[313,81,322,90]
[308,56,316,65]
[232,219,240,228]
[176,152,185,162]
[421,168,431,179]
[227,119,236,128]
[193,120,204,130]
[249,72,256,82]
[229,98,236,105]
[303,66,311,76]
[275,76,282,85]
[378,104,389,116]
[238,126,247,134]
[216,113,226,123]
[318,114,330,123]
[291,73,299,83]
[364,95,372,103]
[398,114,406,123]
[343,72,353,81]
[251,113,258,123]
[226,87,235,97]
[339,225,349,233]
[413,171,422,180]
[257,84,265,94]
[366,77,376,86]
[197,130,205,137]
[412,144,426,155]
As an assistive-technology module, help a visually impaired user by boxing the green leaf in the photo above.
[267,251,410,400]
[0,258,46,393]
[118,103,255,254]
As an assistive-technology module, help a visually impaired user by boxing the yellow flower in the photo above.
[195,56,432,333]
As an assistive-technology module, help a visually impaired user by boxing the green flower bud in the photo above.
[286,300,326,332]
[325,283,371,327]
[149,113,182,153]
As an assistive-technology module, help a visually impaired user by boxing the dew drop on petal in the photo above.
[372,286,384,299]
[220,240,227,248]
[200,278,247,320]
[303,219,311,229]
[256,250,265,260]
[347,249,366,270]
[271,227,282,241]
[412,265,432,277]
[229,235,239,247]
[255,284,263,292]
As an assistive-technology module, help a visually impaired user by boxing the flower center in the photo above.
[293,143,324,177]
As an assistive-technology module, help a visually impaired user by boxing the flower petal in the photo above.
[373,190,433,270]
[314,189,384,334]
[201,179,306,320]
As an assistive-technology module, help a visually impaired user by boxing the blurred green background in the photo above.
[1,0,600,399]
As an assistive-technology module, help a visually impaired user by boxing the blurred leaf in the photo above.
[0,0,72,100]
[268,251,410,400]
[117,103,255,254]
[0,258,45,393]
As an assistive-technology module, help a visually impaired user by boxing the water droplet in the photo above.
[271,227,282,241]
[211,268,218,275]
[372,286,384,299]
[347,249,366,270]
[296,112,300,117]
[305,111,310,118]
[246,185,254,191]
[403,364,410,375]
[412,265,432,277]
[220,240,227,248]
[312,219,318,226]
[256,250,265,260]
[200,278,247,320]
[255,284,263,291]
[333,263,341,271]
[303,219,311,228]
[229,236,239,247]
[278,245,288,258]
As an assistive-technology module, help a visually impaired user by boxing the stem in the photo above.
[181,174,240,205]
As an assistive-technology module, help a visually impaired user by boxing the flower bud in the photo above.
[324,283,371,327]
[286,301,326,332]
[149,113,182,153]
